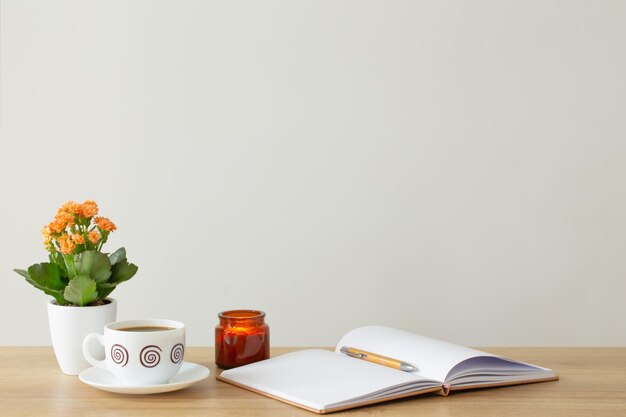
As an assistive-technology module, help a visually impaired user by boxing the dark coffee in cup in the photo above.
[118,326,175,332]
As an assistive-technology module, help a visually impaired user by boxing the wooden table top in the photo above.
[1,347,625,416]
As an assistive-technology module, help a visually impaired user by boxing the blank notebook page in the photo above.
[219,349,439,410]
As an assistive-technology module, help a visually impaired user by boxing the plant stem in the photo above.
[65,254,77,276]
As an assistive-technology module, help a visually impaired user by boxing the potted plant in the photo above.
[14,200,138,375]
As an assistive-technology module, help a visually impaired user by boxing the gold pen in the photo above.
[340,346,418,372]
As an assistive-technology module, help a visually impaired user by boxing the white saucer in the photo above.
[79,361,210,394]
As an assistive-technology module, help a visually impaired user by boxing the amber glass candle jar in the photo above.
[215,310,270,369]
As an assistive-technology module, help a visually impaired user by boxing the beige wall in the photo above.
[1,0,625,347]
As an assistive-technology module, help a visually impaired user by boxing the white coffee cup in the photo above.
[83,319,185,386]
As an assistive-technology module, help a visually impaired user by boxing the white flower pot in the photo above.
[47,298,117,375]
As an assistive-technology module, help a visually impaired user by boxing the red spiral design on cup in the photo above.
[170,343,184,364]
[111,344,129,367]
[140,345,161,368]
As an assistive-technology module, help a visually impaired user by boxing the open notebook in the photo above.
[218,326,558,414]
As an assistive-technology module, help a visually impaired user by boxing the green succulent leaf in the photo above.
[14,268,67,304]
[14,269,30,279]
[28,280,67,304]
[108,247,126,266]
[96,282,118,299]
[63,275,98,306]
[110,260,138,284]
[27,263,66,291]
[75,251,112,283]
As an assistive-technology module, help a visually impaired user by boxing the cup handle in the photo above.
[83,333,107,369]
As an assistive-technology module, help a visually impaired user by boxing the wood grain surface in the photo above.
[1,347,624,417]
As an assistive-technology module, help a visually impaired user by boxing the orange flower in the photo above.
[58,201,80,215]
[72,233,85,245]
[54,211,75,228]
[88,229,101,244]
[94,217,117,232]
[79,200,99,218]
[48,220,66,234]
[42,226,53,245]
[57,234,76,255]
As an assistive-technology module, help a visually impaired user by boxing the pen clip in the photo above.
[340,346,366,359]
